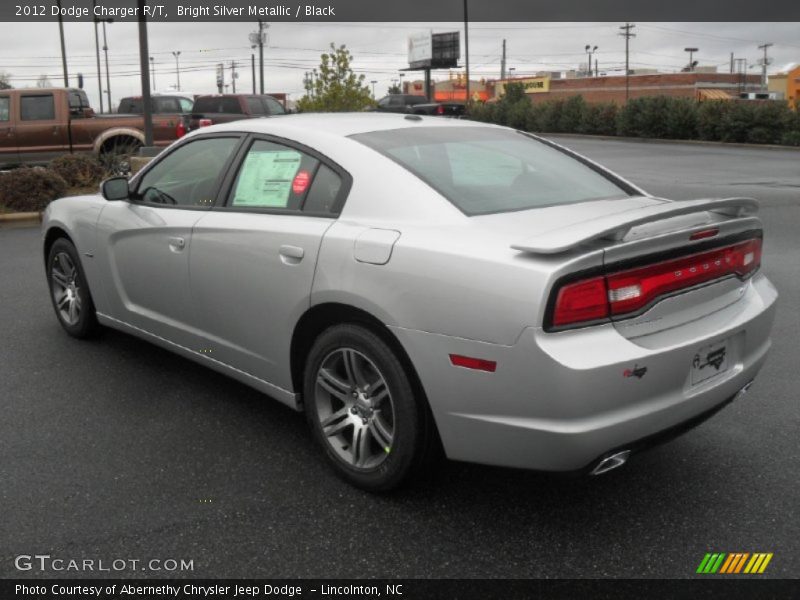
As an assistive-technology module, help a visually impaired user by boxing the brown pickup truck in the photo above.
[0,87,185,169]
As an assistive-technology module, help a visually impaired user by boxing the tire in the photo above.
[303,323,435,491]
[46,238,99,338]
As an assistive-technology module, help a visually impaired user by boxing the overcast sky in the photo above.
[1,22,798,109]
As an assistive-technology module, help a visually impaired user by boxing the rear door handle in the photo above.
[279,245,304,264]
[168,236,185,251]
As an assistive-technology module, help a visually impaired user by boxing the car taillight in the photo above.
[549,237,762,330]
[552,277,608,327]
[436,105,444,115]
[175,120,187,138]
[199,118,213,127]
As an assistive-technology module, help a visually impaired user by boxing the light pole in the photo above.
[56,0,69,87]
[399,72,405,93]
[149,56,156,91]
[585,45,598,77]
[371,80,377,98]
[172,51,181,91]
[102,20,112,111]
[684,47,699,72]
[463,0,470,104]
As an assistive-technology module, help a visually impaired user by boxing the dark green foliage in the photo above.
[49,154,106,188]
[0,167,68,212]
[466,93,798,146]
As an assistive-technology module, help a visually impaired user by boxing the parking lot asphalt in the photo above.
[1,138,798,579]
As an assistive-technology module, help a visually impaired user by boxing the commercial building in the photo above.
[495,72,762,104]
[768,65,800,107]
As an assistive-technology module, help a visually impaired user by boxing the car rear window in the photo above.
[351,126,630,215]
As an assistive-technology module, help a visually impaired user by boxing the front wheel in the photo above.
[47,238,99,338]
[303,324,434,491]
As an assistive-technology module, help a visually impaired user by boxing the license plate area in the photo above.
[691,339,729,386]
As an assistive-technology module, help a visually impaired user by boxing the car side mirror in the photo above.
[101,177,130,201]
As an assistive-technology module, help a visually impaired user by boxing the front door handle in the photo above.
[279,244,304,264]
[168,236,185,252]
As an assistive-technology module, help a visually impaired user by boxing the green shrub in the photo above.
[696,101,729,140]
[780,130,800,146]
[559,95,586,133]
[0,167,68,212]
[506,99,531,130]
[49,153,106,188]
[664,97,698,140]
[539,99,565,132]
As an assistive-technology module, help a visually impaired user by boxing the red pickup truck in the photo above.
[0,87,185,169]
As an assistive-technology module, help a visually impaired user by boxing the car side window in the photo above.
[303,164,342,215]
[229,139,320,210]
[0,97,9,121]
[20,95,55,121]
[135,137,239,208]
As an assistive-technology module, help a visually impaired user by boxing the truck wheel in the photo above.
[100,137,142,176]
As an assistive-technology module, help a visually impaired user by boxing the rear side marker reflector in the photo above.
[449,354,497,372]
[550,237,762,329]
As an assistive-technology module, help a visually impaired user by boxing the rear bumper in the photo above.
[391,273,777,472]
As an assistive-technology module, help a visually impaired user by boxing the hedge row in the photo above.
[0,154,107,213]
[467,84,800,147]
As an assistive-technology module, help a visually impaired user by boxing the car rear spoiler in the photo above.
[511,197,760,255]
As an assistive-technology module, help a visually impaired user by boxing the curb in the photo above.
[543,133,800,152]
[0,211,42,227]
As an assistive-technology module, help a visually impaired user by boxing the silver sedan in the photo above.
[42,114,777,490]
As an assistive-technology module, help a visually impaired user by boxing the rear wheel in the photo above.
[303,324,434,491]
[47,238,99,338]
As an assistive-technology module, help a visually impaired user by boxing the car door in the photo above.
[0,93,18,166]
[188,135,351,391]
[94,134,242,349]
[15,92,69,163]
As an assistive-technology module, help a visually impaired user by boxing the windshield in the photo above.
[352,126,630,216]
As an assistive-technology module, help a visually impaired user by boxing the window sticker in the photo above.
[232,149,302,207]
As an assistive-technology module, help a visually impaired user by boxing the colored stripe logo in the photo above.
[696,552,773,574]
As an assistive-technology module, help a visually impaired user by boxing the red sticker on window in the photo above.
[292,170,310,194]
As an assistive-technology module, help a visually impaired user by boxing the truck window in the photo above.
[154,97,180,113]
[20,95,55,121]
[222,98,242,113]
[178,97,193,112]
[0,97,9,121]
[246,97,266,115]
[263,96,286,115]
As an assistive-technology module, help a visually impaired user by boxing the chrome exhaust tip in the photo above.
[590,450,631,476]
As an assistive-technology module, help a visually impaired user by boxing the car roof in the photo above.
[206,112,498,138]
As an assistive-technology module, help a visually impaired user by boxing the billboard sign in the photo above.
[408,32,433,68]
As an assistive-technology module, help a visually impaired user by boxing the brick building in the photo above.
[497,72,763,105]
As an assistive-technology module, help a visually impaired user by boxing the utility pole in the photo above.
[92,0,103,112]
[172,50,181,91]
[730,52,734,74]
[56,0,69,87]
[464,0,470,105]
[251,54,256,94]
[102,20,112,110]
[230,60,237,93]
[501,39,506,80]
[758,43,773,92]
[150,56,156,91]
[259,21,267,94]
[618,22,636,102]
[137,0,153,147]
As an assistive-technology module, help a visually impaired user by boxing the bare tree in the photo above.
[0,71,12,89]
[36,74,53,88]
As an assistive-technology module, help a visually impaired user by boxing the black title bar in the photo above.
[4,0,800,22]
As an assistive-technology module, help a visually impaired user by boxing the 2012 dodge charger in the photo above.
[42,114,777,490]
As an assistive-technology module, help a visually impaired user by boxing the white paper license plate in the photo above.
[691,340,729,386]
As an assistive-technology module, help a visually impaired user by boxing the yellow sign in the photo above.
[497,76,550,97]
